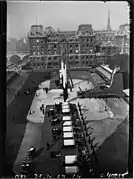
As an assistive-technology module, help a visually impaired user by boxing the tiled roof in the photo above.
[76,24,93,35]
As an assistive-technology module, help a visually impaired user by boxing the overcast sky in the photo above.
[7,1,130,39]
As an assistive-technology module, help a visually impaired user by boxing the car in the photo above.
[51,118,61,125]
[52,128,62,135]
[27,147,36,159]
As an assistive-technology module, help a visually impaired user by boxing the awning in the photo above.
[62,105,70,110]
[62,116,71,121]
[62,108,70,113]
[65,155,77,164]
[63,121,72,126]
[63,132,74,138]
[64,139,75,146]
[62,102,69,106]
[63,126,73,132]
[65,166,78,174]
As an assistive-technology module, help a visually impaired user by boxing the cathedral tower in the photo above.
[107,10,112,31]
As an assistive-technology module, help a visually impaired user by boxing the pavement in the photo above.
[7,72,29,107]
[26,77,128,153]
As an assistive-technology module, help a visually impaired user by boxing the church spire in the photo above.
[107,10,112,31]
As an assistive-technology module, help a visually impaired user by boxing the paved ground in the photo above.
[13,122,42,173]
[6,71,51,177]
[7,72,29,106]
[7,70,129,177]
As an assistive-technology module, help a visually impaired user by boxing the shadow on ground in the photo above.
[92,118,128,175]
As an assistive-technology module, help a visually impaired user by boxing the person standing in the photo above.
[46,142,50,150]
[53,135,56,142]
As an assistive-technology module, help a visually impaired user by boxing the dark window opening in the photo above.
[70,50,73,54]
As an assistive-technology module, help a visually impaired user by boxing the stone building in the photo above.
[115,24,129,54]
[28,24,97,69]
[28,12,128,69]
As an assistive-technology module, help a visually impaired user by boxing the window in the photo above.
[87,44,89,47]
[70,44,72,48]
[70,50,73,54]
[54,44,56,48]
[76,56,78,59]
[76,44,78,48]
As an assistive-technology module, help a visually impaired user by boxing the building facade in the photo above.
[28,24,99,69]
[28,13,129,69]
[115,24,129,54]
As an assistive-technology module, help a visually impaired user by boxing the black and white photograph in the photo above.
[6,1,130,178]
